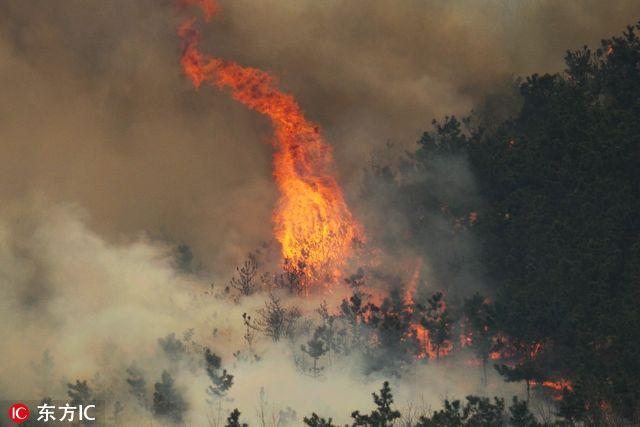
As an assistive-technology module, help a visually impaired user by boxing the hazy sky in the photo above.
[1,3,639,424]
[1,0,639,270]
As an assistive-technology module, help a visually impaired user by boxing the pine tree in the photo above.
[204,347,234,398]
[225,408,248,427]
[508,397,541,427]
[416,395,506,426]
[418,292,452,359]
[301,326,329,378]
[351,381,401,426]
[158,332,186,363]
[152,370,187,424]
[303,413,337,427]
[339,291,371,349]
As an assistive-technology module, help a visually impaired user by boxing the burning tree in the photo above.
[178,0,361,285]
[463,293,499,386]
[415,291,454,360]
[367,287,422,366]
[494,341,547,402]
[339,291,373,350]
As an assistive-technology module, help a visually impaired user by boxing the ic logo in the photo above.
[8,403,30,424]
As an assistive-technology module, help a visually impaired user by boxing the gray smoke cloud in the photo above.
[0,1,638,424]
[1,0,638,269]
[0,200,524,425]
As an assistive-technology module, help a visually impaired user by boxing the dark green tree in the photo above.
[204,347,234,399]
[152,370,187,424]
[351,381,401,426]
[398,20,640,421]
[301,326,329,378]
[417,292,453,359]
[508,397,541,427]
[158,332,186,363]
[416,396,505,427]
[225,408,248,427]
[303,413,337,427]
[339,291,372,349]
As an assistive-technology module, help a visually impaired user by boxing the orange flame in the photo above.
[178,1,360,284]
[402,265,454,360]
[606,45,614,56]
[531,379,573,401]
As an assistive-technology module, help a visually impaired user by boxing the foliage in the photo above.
[301,326,329,377]
[158,332,187,363]
[392,21,640,420]
[204,347,234,399]
[153,370,187,424]
[225,408,248,427]
[416,395,542,427]
[463,293,498,386]
[303,413,337,427]
[416,291,453,359]
[351,381,401,426]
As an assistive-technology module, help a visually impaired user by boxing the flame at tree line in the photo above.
[178,0,360,286]
[177,0,574,402]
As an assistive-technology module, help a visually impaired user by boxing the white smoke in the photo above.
[0,199,525,425]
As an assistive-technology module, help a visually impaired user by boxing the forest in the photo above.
[13,20,637,427]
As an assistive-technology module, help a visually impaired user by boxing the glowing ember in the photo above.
[178,0,360,285]
[531,379,573,401]
[403,268,453,360]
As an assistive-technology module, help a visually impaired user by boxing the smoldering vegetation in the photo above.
[0,1,639,426]
[0,200,527,426]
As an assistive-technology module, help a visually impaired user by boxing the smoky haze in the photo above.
[1,1,639,424]
[1,0,638,270]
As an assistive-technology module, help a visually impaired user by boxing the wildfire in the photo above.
[178,0,360,285]
[531,379,573,401]
[402,265,454,360]
[411,323,453,360]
